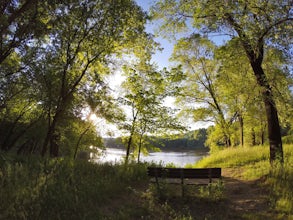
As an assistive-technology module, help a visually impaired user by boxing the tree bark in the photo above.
[238,113,244,146]
[261,130,265,146]
[41,109,60,157]
[137,133,143,164]
[125,131,133,163]
[125,111,138,164]
[251,128,256,146]
[137,122,147,163]
[250,61,283,163]
[73,126,91,159]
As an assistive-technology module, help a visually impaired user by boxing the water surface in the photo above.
[94,147,207,167]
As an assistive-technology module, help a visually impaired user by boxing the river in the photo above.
[93,147,208,167]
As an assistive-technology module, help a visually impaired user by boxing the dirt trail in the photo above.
[222,168,277,219]
[128,168,285,219]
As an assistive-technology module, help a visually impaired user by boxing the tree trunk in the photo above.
[238,113,244,146]
[261,130,265,145]
[73,126,91,159]
[41,111,60,157]
[137,122,147,164]
[250,61,283,163]
[125,111,138,164]
[225,135,231,147]
[50,132,59,157]
[125,133,133,164]
[251,128,256,146]
[225,13,283,163]
[260,115,266,146]
[41,122,56,157]
[137,134,143,164]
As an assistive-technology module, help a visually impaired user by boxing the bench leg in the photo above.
[181,177,184,197]
[155,176,161,196]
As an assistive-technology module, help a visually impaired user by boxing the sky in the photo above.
[134,0,228,69]
[135,0,175,69]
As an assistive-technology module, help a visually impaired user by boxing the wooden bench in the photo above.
[147,167,222,196]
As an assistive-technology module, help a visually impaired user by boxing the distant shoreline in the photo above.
[103,136,209,153]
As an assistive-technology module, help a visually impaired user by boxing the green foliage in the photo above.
[0,154,149,219]
[0,0,54,64]
[197,181,224,201]
[172,35,238,148]
[0,0,155,157]
[153,1,293,152]
[152,0,292,50]
[152,0,292,163]
[120,61,185,162]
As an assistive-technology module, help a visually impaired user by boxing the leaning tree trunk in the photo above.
[125,116,137,164]
[250,61,283,163]
[73,126,91,159]
[125,109,139,164]
[225,13,284,163]
[125,131,133,164]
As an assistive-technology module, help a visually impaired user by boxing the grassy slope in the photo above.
[192,144,293,215]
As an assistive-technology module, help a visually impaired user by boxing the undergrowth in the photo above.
[0,154,149,219]
[0,153,229,220]
[1,145,292,219]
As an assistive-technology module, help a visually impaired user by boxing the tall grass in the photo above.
[193,145,270,169]
[269,151,293,214]
[1,153,223,220]
[0,154,149,219]
[1,145,292,218]
[192,144,293,215]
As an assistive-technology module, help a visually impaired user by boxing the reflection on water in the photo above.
[93,147,207,167]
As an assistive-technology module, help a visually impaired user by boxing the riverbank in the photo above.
[0,145,292,219]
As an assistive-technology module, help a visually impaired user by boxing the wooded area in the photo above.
[0,0,292,164]
[104,128,208,152]
[1,1,293,219]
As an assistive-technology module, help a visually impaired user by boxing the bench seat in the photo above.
[147,167,222,196]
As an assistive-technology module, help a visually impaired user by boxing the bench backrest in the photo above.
[147,167,221,179]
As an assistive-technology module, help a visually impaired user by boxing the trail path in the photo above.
[139,168,283,219]
[221,168,278,219]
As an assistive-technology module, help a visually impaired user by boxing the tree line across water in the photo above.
[103,129,208,152]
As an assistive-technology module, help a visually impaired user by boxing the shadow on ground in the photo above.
[145,175,279,220]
